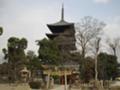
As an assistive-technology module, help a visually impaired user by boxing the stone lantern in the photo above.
[20,67,31,82]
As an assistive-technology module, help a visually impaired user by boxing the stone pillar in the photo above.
[46,72,50,89]
[64,70,67,90]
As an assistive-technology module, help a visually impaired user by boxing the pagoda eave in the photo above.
[47,23,74,33]
[47,23,74,27]
[46,33,58,40]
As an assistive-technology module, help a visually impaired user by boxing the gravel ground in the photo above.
[0,83,31,90]
[110,81,120,87]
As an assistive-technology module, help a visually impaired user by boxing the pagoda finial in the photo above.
[61,3,64,21]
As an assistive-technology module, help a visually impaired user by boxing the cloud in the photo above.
[103,16,120,62]
[94,0,111,4]
[0,0,61,55]
[104,16,120,38]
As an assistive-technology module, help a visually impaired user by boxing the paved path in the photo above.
[51,85,66,90]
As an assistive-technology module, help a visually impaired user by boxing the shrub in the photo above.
[29,81,41,89]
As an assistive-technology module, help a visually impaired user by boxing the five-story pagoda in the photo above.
[43,5,79,85]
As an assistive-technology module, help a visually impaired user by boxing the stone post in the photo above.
[64,70,67,90]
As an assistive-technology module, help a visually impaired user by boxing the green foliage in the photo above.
[0,62,8,75]
[26,50,42,72]
[26,50,44,86]
[0,27,3,36]
[79,52,118,82]
[80,57,95,83]
[98,53,118,80]
[2,37,28,82]
[29,81,41,89]
[37,38,61,65]
[7,37,27,64]
[2,48,8,59]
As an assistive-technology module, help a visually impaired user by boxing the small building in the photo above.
[42,63,79,85]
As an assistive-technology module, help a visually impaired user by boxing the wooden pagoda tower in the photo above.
[43,5,79,86]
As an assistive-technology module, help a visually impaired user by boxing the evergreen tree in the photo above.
[0,27,3,36]
[98,53,118,80]
[37,38,61,65]
[2,37,28,82]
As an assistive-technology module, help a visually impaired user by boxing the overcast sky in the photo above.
[0,0,120,63]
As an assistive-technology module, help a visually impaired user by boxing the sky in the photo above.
[0,0,120,63]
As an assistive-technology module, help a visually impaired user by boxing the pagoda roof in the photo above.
[47,20,74,33]
[46,33,58,39]
[47,20,74,26]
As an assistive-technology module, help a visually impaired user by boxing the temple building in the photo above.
[46,4,76,53]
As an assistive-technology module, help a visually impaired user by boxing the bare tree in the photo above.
[76,16,105,58]
[106,37,120,56]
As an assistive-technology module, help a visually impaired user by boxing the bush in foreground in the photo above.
[29,81,41,89]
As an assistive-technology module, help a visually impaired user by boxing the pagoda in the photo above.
[43,5,79,86]
[46,4,76,52]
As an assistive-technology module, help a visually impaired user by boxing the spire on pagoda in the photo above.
[61,3,64,21]
[47,4,74,34]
